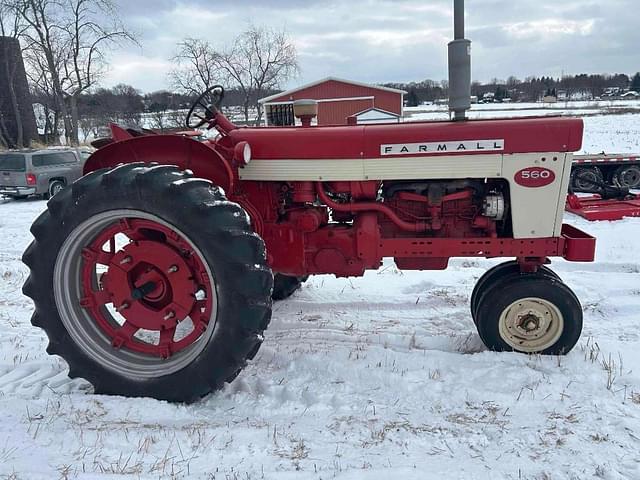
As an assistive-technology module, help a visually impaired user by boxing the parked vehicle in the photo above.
[0,148,91,200]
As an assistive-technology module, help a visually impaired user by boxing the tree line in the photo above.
[393,73,640,106]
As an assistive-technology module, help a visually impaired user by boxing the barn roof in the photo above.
[352,107,401,118]
[259,77,407,104]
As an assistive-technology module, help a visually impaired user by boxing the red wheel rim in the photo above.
[79,217,214,359]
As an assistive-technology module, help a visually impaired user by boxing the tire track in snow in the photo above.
[0,361,88,397]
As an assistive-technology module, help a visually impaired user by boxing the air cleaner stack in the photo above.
[448,0,472,121]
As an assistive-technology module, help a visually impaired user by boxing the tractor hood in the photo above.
[228,117,583,160]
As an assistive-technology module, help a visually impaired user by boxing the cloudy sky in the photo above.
[105,0,639,92]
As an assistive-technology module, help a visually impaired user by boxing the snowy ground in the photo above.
[2,114,640,479]
[404,100,640,120]
[405,102,640,155]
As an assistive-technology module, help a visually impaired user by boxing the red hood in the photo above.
[228,117,583,160]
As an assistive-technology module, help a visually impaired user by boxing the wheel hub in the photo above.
[102,241,196,331]
[577,173,597,189]
[621,168,640,188]
[518,313,540,333]
[73,215,215,362]
[498,298,564,352]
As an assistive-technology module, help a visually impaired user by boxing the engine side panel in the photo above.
[502,153,573,238]
[239,152,568,239]
[239,154,502,181]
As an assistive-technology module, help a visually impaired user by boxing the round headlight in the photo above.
[243,142,252,165]
[234,141,252,166]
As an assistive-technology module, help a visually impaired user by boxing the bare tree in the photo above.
[15,0,135,145]
[169,38,220,96]
[171,25,298,125]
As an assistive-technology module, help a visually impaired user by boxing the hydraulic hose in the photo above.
[315,182,428,232]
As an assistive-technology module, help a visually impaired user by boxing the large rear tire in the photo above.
[23,163,273,402]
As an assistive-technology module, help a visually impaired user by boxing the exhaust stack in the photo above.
[448,0,471,121]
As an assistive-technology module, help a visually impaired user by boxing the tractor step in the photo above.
[566,194,640,221]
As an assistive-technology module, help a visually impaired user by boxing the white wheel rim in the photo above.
[498,297,564,353]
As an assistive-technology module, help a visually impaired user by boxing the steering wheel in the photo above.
[185,85,225,129]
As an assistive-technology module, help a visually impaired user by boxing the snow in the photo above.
[2,113,640,479]
[405,100,640,116]
[405,103,640,155]
[580,115,640,154]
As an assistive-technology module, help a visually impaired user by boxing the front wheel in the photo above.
[470,261,560,322]
[475,275,582,355]
[23,163,273,402]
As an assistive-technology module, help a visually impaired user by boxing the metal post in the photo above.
[448,0,471,121]
[454,0,465,39]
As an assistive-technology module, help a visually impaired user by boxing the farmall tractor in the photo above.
[23,1,596,402]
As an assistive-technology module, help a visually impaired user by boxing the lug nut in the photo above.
[168,265,179,273]
[115,302,129,312]
[163,311,175,321]
[120,256,132,265]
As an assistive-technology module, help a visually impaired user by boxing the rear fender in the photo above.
[83,135,234,193]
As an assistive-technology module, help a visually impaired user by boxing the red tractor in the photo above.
[23,1,596,402]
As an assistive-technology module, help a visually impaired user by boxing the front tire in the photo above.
[475,275,582,355]
[470,261,560,322]
[23,163,273,402]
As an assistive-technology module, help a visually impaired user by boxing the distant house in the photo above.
[602,87,624,98]
[347,107,401,125]
[569,91,593,101]
[481,92,496,103]
[259,77,406,126]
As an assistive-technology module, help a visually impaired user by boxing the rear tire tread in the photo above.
[23,164,273,403]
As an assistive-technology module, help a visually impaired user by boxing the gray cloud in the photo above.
[103,0,640,92]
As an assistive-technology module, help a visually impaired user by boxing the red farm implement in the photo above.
[567,154,640,221]
[566,193,640,221]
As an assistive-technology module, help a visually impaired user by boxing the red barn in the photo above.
[260,77,406,127]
